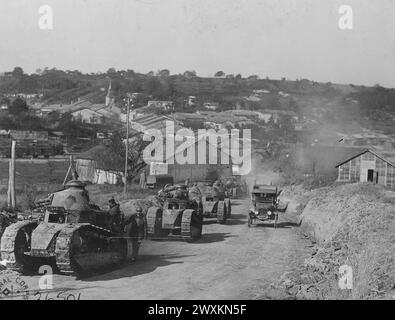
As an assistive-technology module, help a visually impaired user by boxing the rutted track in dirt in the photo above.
[0,199,312,300]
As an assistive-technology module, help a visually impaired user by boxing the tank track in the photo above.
[181,209,201,241]
[0,220,38,272]
[55,224,126,276]
[146,207,161,236]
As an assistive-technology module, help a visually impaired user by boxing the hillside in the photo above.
[277,183,395,299]
[1,68,395,132]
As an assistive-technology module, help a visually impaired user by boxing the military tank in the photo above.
[0,180,145,276]
[199,182,231,224]
[146,184,203,242]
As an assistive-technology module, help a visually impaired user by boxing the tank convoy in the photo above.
[0,176,250,276]
[0,180,145,276]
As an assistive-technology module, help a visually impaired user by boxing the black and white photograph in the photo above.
[0,0,394,306]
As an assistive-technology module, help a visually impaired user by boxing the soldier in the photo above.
[139,169,147,189]
[188,183,202,212]
[124,206,145,261]
[108,198,123,233]
[188,183,202,203]
[212,180,225,201]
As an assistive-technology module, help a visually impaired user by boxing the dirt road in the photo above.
[1,199,313,300]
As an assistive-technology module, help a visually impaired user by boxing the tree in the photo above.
[214,71,225,77]
[143,77,163,97]
[107,68,117,76]
[277,115,296,143]
[12,67,24,78]
[9,97,28,114]
[107,132,149,180]
[183,70,197,79]
[157,69,170,78]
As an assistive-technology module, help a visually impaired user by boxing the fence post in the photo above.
[7,140,16,209]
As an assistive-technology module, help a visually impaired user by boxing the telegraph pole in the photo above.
[124,94,131,195]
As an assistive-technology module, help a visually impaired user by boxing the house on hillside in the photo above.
[9,130,48,140]
[336,149,395,189]
[259,109,299,123]
[203,102,219,111]
[71,101,120,124]
[147,100,174,112]
[0,100,9,112]
[188,96,197,107]
[36,104,65,117]
[75,145,124,185]
[130,114,182,134]
[71,108,104,124]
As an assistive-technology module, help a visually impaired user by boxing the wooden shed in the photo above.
[336,148,395,189]
[75,145,124,185]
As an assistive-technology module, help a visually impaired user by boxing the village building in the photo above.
[146,100,174,112]
[130,114,182,134]
[336,148,395,189]
[71,107,104,124]
[187,96,197,107]
[259,109,299,123]
[146,136,234,184]
[35,104,64,117]
[32,81,121,121]
[75,145,124,185]
[9,130,48,140]
[203,102,219,111]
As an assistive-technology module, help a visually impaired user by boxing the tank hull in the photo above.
[0,221,141,276]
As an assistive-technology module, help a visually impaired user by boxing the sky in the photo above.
[0,0,394,87]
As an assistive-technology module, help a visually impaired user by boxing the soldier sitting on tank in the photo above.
[213,180,225,201]
[159,184,176,197]
[108,198,123,234]
[173,184,188,200]
[188,183,202,212]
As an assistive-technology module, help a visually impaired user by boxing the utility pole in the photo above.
[124,93,131,195]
